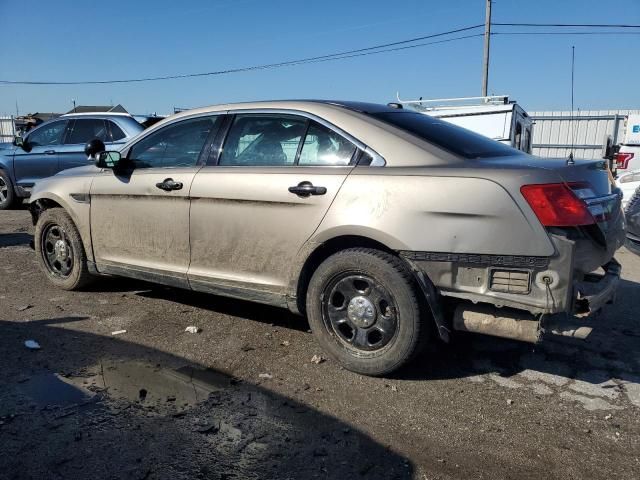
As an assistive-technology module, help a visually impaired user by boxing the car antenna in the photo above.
[567,46,576,165]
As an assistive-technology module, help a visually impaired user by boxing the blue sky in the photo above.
[0,0,638,116]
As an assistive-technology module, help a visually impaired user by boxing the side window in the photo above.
[65,119,109,144]
[107,121,126,141]
[299,122,356,166]
[128,116,220,168]
[219,115,306,166]
[27,121,67,147]
[513,122,523,150]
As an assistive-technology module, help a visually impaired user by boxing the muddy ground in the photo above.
[1,207,639,479]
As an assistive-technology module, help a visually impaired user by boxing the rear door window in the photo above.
[107,121,126,141]
[65,119,109,145]
[298,122,356,166]
[219,115,306,166]
[371,111,519,159]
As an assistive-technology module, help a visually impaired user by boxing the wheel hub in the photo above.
[347,296,376,328]
[54,239,68,261]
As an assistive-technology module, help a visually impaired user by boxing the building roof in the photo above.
[65,104,128,114]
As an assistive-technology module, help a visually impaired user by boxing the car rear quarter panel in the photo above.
[312,167,555,257]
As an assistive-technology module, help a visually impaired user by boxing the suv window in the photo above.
[65,119,109,145]
[27,120,67,147]
[370,111,519,159]
[107,121,126,141]
[299,122,356,166]
[129,116,220,168]
[219,115,306,166]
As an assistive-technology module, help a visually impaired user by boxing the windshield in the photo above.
[370,111,520,159]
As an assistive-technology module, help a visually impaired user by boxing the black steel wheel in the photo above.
[307,248,430,376]
[323,273,398,353]
[40,223,75,278]
[34,208,94,290]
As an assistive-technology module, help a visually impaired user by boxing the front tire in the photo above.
[0,170,15,210]
[34,208,94,290]
[306,248,429,376]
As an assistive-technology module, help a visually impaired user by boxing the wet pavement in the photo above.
[1,208,640,479]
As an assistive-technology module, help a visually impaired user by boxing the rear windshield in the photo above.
[370,111,519,159]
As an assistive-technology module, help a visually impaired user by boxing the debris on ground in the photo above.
[507,399,514,405]
[16,305,33,312]
[280,340,290,346]
[24,340,41,350]
[258,373,273,379]
[311,355,326,365]
[111,330,127,336]
[605,414,613,420]
[184,326,201,334]
[391,385,398,392]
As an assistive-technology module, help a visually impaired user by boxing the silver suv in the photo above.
[29,101,625,376]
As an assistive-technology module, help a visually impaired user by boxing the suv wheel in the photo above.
[306,248,429,376]
[34,208,94,290]
[0,170,15,210]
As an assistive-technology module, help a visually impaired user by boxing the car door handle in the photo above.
[288,181,327,197]
[155,178,183,191]
[44,150,56,155]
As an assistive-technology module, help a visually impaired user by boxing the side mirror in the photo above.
[14,135,31,152]
[96,151,122,169]
[84,138,106,158]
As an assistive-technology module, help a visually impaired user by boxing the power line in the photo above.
[0,25,483,86]
[493,22,640,28]
[493,31,640,35]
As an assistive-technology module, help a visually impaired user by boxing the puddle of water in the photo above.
[18,373,94,408]
[15,361,229,412]
[71,361,229,409]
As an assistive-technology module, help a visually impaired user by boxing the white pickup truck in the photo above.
[615,114,640,173]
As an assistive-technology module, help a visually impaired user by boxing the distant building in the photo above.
[65,104,128,114]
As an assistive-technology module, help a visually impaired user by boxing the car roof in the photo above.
[60,112,134,118]
[168,100,402,120]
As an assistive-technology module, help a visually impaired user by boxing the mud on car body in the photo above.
[28,101,625,376]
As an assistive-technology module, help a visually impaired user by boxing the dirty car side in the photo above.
[28,100,625,376]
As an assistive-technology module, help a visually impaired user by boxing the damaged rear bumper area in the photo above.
[400,231,623,344]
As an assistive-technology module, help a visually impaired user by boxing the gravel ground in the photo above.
[1,207,639,479]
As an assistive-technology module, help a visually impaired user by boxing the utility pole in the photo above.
[481,0,492,97]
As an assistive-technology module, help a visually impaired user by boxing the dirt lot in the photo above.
[1,206,639,479]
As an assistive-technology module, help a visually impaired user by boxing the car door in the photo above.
[188,112,358,303]
[90,114,223,287]
[13,119,68,188]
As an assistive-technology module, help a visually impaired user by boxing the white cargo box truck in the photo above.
[395,95,534,154]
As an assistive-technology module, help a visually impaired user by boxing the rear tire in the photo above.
[0,170,15,210]
[34,208,94,290]
[306,248,429,376]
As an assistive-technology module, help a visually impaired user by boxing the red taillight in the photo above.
[520,183,595,227]
[615,152,634,169]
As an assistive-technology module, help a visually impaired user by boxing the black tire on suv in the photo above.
[306,248,429,376]
[34,208,94,290]
[0,170,15,210]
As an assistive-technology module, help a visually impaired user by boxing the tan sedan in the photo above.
[29,101,624,375]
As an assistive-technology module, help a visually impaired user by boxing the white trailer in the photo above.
[395,95,534,153]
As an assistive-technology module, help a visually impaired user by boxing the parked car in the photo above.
[616,169,640,208]
[624,185,640,256]
[0,113,144,209]
[28,100,625,376]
